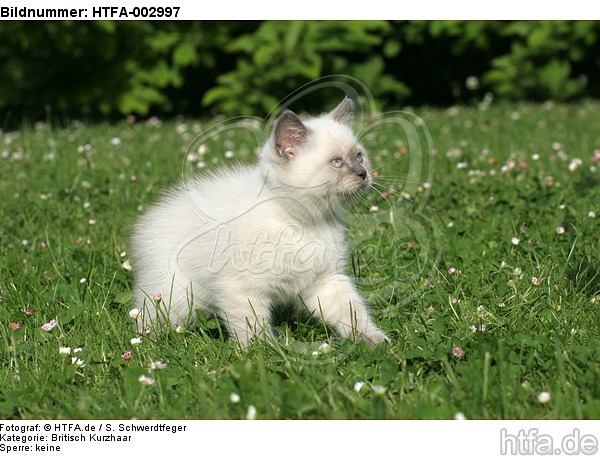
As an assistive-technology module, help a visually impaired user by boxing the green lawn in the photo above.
[1,101,599,419]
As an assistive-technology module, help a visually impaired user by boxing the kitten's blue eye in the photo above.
[331,158,343,169]
[357,152,363,163]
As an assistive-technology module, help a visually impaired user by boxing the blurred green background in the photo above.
[1,20,599,124]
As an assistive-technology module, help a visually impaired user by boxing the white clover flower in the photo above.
[229,393,241,404]
[41,319,57,332]
[372,385,387,395]
[246,405,257,420]
[59,347,71,356]
[129,308,141,319]
[454,412,467,420]
[318,342,332,354]
[130,337,142,345]
[122,259,133,271]
[446,148,462,159]
[354,381,366,393]
[138,375,155,386]
[71,357,85,367]
[149,361,167,371]
[511,237,520,246]
[465,76,479,91]
[537,391,551,404]
[568,158,583,172]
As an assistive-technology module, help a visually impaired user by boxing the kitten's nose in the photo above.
[358,167,367,180]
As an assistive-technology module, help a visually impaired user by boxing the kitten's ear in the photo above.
[274,111,307,159]
[330,96,354,126]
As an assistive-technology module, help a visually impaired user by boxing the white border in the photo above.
[1,0,599,19]
[1,420,599,456]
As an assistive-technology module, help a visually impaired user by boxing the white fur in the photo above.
[131,99,387,347]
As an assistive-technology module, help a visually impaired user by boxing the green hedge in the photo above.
[1,21,599,123]
[0,21,254,122]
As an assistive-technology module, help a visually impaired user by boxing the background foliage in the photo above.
[1,20,599,124]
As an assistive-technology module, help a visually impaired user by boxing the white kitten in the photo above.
[131,97,387,347]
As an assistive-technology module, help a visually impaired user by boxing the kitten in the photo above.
[131,97,388,347]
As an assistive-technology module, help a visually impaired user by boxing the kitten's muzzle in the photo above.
[352,163,368,181]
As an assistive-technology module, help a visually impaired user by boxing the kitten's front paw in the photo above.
[361,328,389,348]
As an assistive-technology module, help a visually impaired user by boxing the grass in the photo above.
[1,101,599,420]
